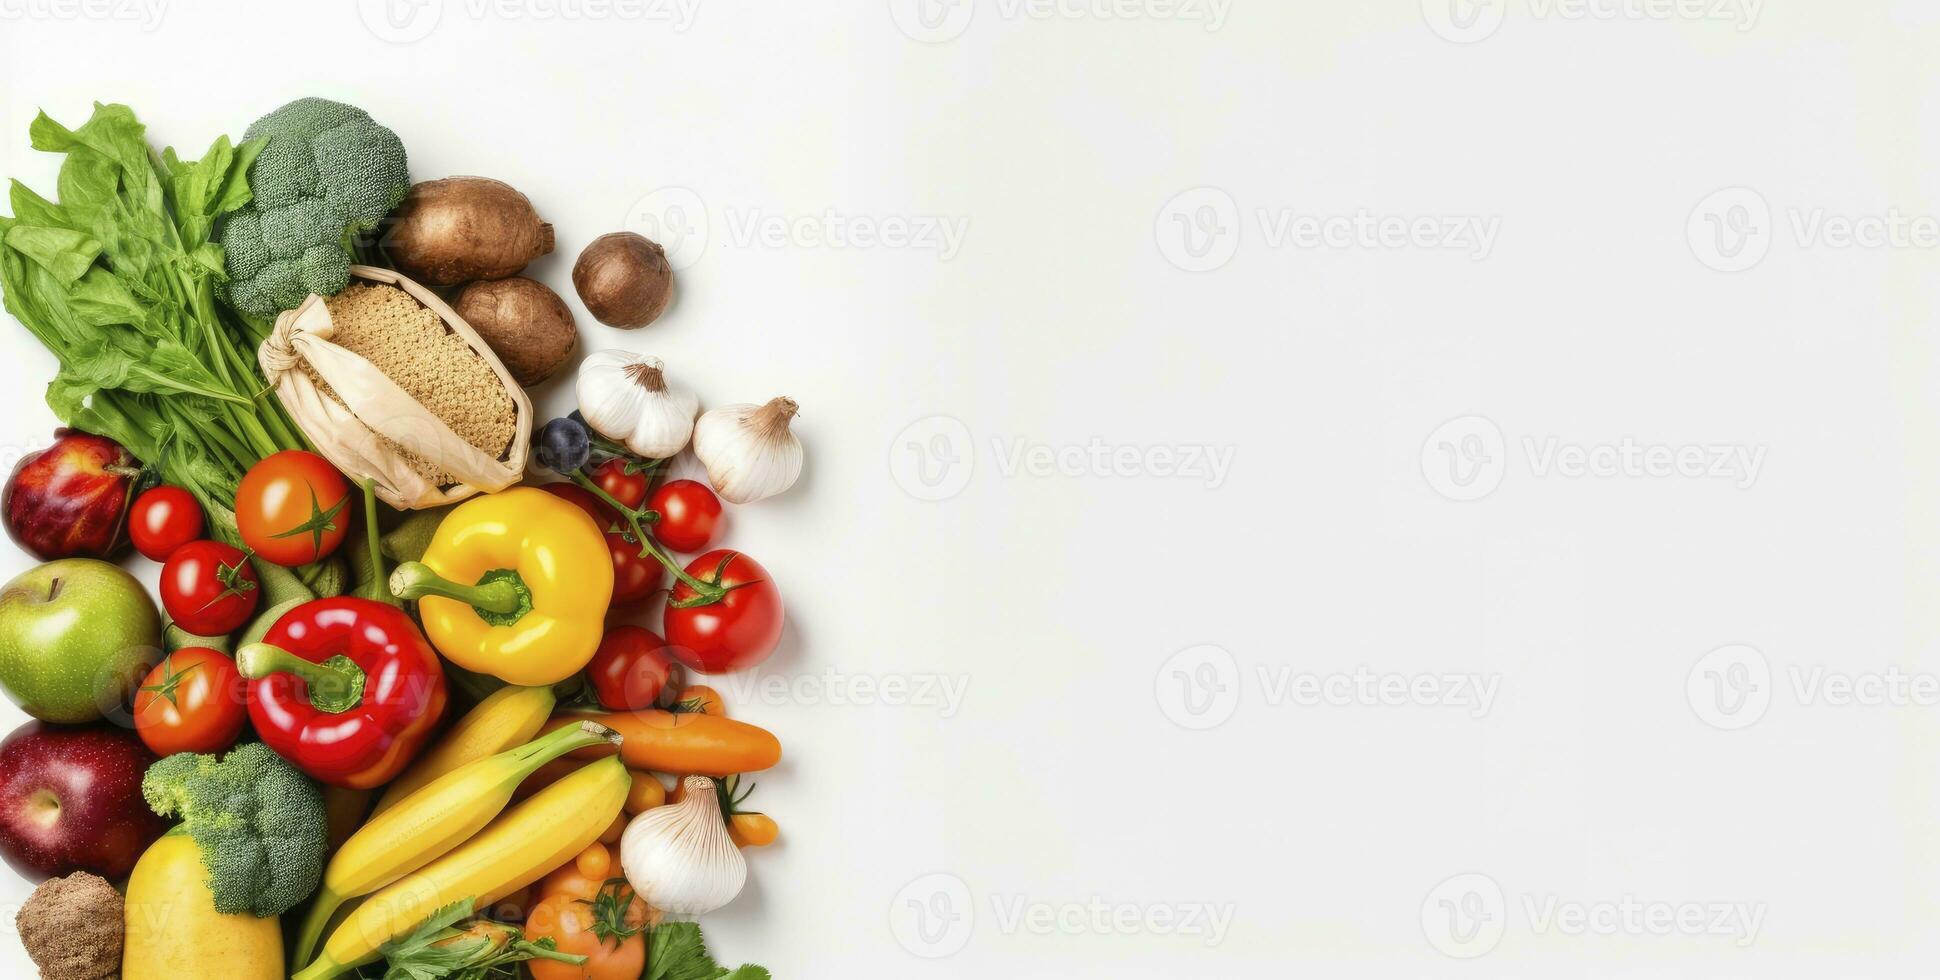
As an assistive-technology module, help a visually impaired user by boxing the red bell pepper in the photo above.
[235,597,447,789]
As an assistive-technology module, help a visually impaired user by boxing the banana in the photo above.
[289,720,615,970]
[293,756,630,980]
[372,685,557,816]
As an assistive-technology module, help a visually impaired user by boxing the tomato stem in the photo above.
[568,470,726,602]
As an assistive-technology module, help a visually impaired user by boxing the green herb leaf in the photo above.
[646,922,769,980]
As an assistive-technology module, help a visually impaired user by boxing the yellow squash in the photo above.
[293,756,629,980]
[123,832,282,980]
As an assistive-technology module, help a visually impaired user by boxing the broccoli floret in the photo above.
[216,97,409,317]
[261,197,337,256]
[141,742,328,918]
[223,209,268,281]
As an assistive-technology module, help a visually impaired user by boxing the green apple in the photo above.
[0,559,162,723]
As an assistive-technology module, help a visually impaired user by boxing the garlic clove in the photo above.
[692,397,803,504]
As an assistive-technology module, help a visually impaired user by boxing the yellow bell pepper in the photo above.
[388,487,612,686]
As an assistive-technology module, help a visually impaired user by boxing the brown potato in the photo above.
[573,232,672,329]
[451,276,577,386]
[385,177,554,287]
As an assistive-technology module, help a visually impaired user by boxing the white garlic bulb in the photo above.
[621,776,747,915]
[574,350,699,459]
[692,397,803,504]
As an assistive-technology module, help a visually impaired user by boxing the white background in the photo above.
[4,1,1940,977]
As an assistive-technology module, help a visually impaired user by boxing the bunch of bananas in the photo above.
[289,688,630,980]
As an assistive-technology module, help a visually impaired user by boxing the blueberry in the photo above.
[536,417,591,474]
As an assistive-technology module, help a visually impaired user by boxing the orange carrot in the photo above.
[543,711,781,776]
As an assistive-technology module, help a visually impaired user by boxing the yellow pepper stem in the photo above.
[389,562,527,620]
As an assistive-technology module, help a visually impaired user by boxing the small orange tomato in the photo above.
[625,770,666,813]
[525,882,649,980]
[575,842,612,880]
[538,842,612,902]
[729,812,779,848]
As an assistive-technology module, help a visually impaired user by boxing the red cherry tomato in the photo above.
[540,484,665,608]
[663,550,783,674]
[160,540,260,636]
[649,480,724,553]
[236,450,353,567]
[587,626,679,710]
[133,648,247,756]
[127,485,204,562]
[591,457,650,510]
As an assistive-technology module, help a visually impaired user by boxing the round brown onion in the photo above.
[573,232,673,329]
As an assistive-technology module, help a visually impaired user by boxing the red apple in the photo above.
[3,430,141,561]
[0,721,165,880]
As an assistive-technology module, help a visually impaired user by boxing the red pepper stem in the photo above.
[568,470,724,601]
[234,643,367,714]
[388,562,525,614]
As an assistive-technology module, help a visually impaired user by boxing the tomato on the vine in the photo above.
[128,485,204,562]
[524,879,650,980]
[541,483,665,609]
[587,626,678,710]
[133,648,246,756]
[648,479,723,553]
[664,550,783,674]
[236,450,352,566]
[160,540,260,636]
[591,457,651,511]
